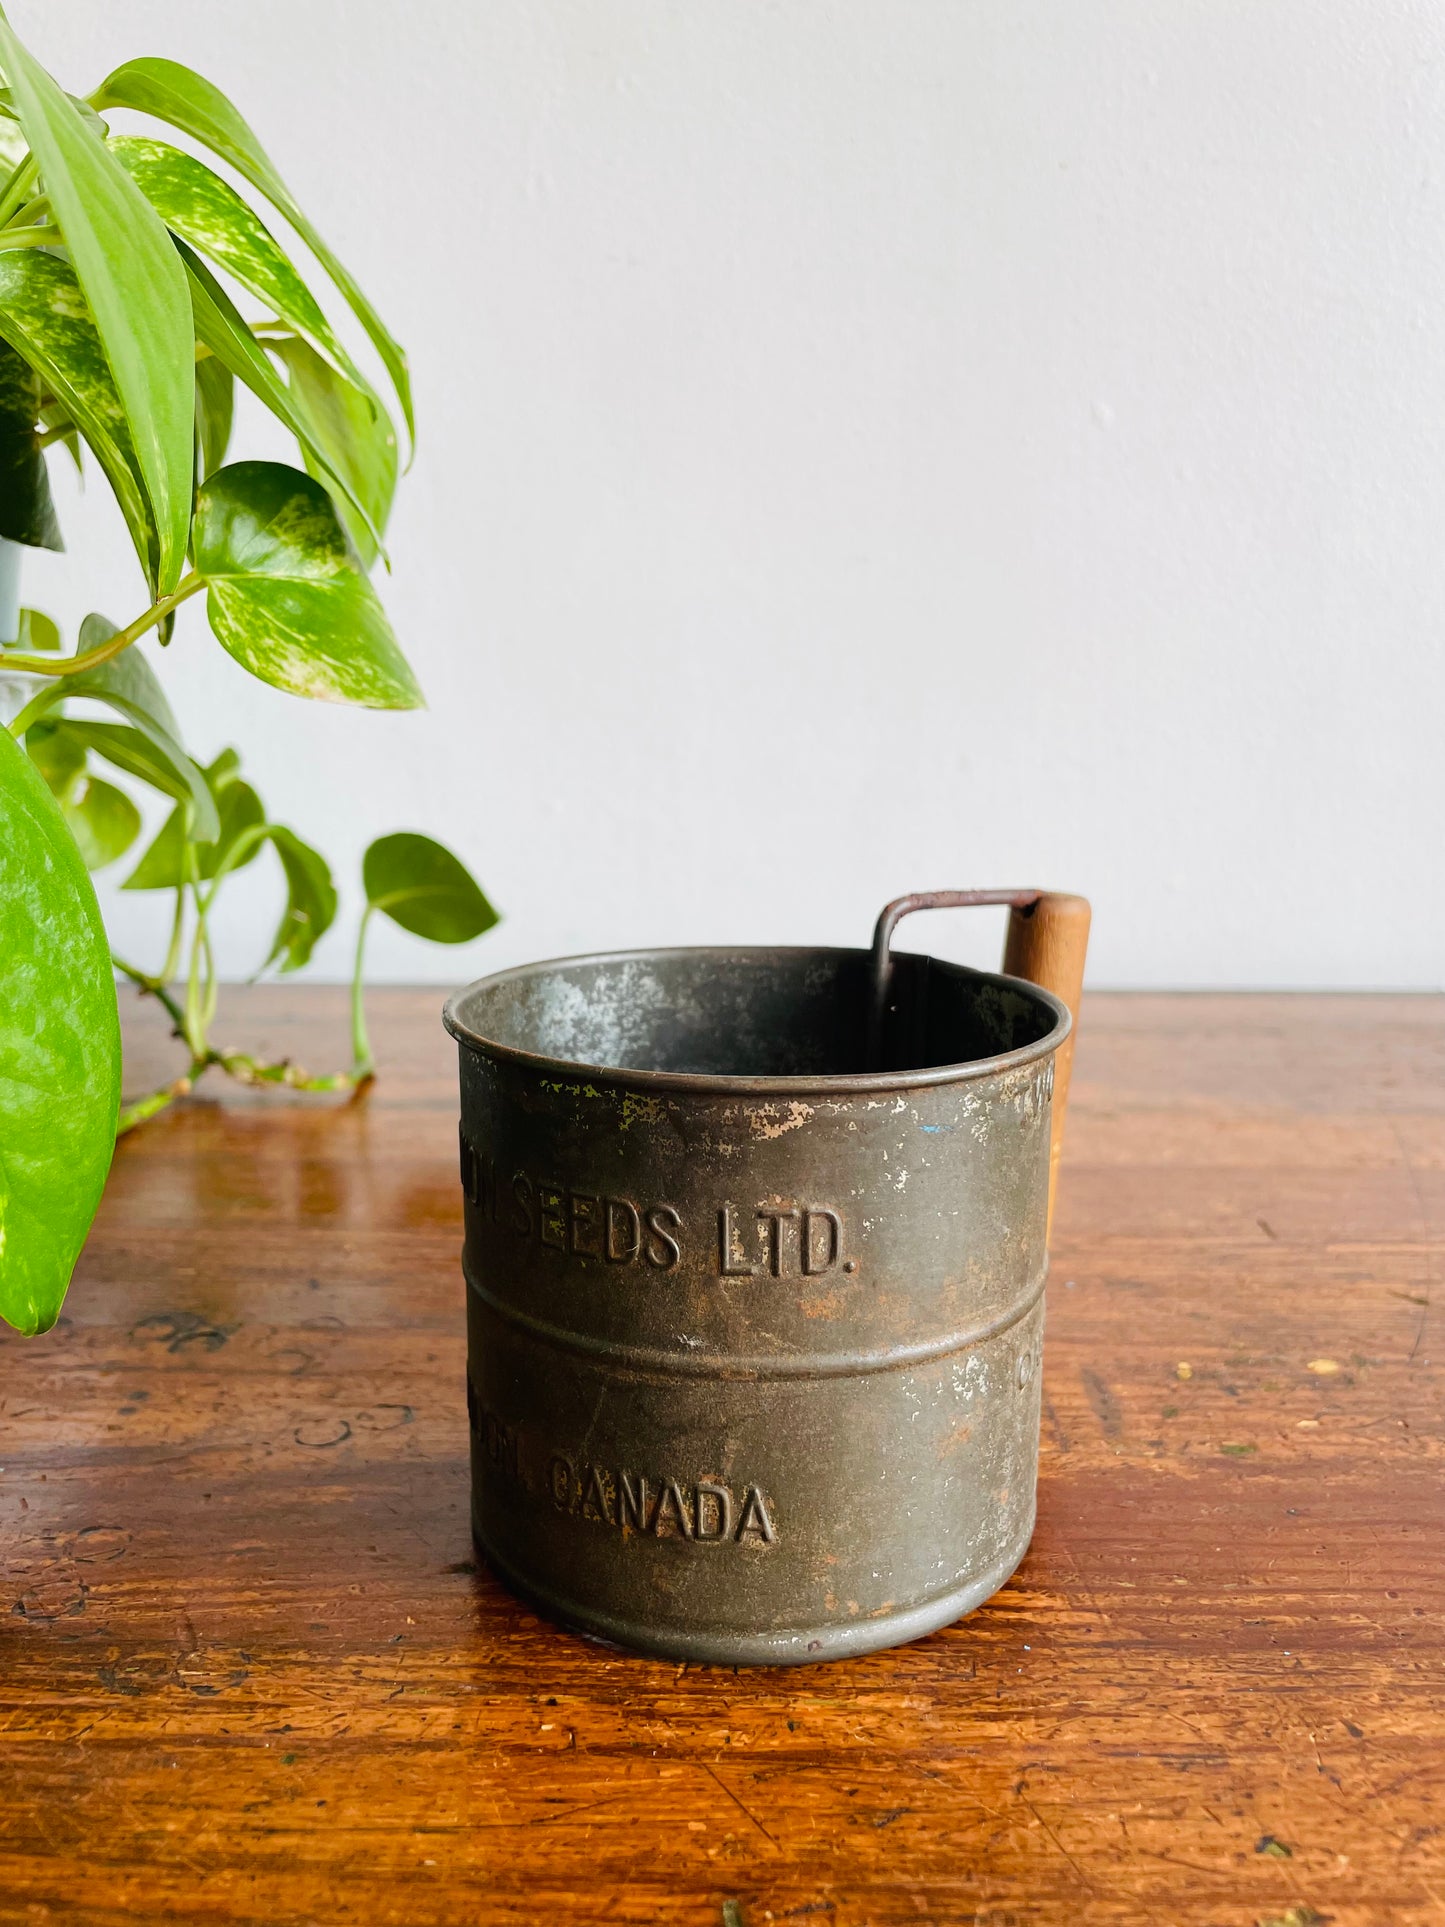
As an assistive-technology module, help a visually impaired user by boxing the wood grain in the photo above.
[0,987,1441,1927]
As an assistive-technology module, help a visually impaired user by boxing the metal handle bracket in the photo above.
[867,889,1045,1068]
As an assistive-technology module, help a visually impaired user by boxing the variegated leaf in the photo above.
[93,58,413,445]
[0,251,158,588]
[110,137,364,389]
[0,20,193,592]
[192,461,421,709]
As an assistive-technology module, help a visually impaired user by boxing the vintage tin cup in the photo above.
[443,892,1088,1665]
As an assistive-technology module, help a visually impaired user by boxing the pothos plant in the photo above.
[0,16,498,1338]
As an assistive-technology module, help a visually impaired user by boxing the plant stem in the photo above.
[115,991,360,1130]
[118,1045,355,1134]
[350,905,375,1081]
[198,823,271,915]
[201,909,219,1032]
[117,1076,195,1135]
[0,574,203,685]
[118,846,365,1125]
[161,888,186,986]
[6,686,59,740]
[113,955,188,1037]
[183,852,210,1062]
[216,1050,352,1093]
[35,422,77,450]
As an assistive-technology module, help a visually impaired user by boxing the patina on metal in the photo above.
[444,893,1087,1666]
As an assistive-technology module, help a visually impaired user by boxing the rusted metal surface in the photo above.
[444,938,1070,1665]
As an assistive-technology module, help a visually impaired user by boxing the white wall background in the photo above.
[16,0,1444,988]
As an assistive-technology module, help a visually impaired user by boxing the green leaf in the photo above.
[0,724,120,1334]
[193,461,422,709]
[194,353,232,481]
[16,613,218,840]
[25,714,83,789]
[0,334,59,549]
[63,772,140,870]
[363,833,498,943]
[23,713,136,869]
[0,250,158,588]
[109,136,365,391]
[272,337,396,568]
[93,58,413,447]
[181,242,382,555]
[17,606,58,651]
[204,768,266,877]
[70,611,184,737]
[124,747,263,890]
[60,719,219,844]
[0,18,193,592]
[265,825,336,972]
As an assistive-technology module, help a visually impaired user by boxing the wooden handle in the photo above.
[1003,892,1091,1243]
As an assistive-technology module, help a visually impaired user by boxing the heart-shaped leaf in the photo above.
[25,715,140,869]
[265,825,337,972]
[0,251,158,589]
[363,832,498,943]
[193,461,422,709]
[110,137,364,391]
[93,57,413,447]
[63,774,141,871]
[0,724,120,1334]
[272,337,396,568]
[0,336,60,550]
[124,747,264,890]
[0,20,193,593]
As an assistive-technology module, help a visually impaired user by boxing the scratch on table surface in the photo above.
[527,1792,636,1827]
[700,1759,779,1849]
[1043,1395,1071,1455]
[1117,1812,1241,1881]
[1080,1367,1123,1442]
[1021,1797,1095,1891]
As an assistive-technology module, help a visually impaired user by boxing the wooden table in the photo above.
[0,990,1440,1926]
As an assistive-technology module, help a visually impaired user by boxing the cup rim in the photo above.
[442,943,1071,1097]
